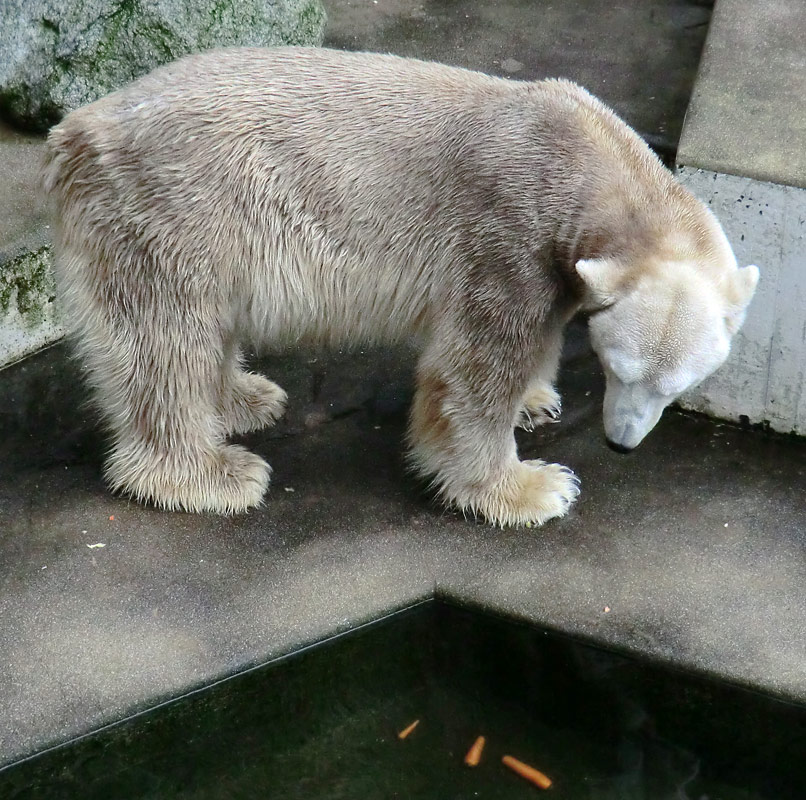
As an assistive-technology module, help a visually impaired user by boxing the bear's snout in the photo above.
[605,437,635,454]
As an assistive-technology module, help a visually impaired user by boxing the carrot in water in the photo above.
[464,735,486,766]
[502,755,552,789]
[397,719,420,739]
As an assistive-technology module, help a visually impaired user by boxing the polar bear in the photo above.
[42,47,758,526]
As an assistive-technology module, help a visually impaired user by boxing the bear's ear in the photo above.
[575,258,622,309]
[733,265,760,307]
[724,265,760,333]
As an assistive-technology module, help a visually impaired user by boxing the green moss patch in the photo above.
[0,245,57,328]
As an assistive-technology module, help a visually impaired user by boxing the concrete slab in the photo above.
[676,168,806,434]
[323,0,712,158]
[2,330,805,768]
[677,0,806,188]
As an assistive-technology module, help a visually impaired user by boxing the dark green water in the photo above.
[2,602,804,799]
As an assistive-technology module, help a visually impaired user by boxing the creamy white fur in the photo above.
[42,47,758,525]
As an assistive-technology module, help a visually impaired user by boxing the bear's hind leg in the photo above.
[68,247,271,514]
[218,347,287,437]
[99,330,272,514]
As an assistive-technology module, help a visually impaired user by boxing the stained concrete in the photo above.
[677,0,806,188]
[676,168,806,434]
[1,330,805,768]
[0,123,47,246]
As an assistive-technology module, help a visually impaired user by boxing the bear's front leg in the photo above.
[408,342,579,527]
[517,379,562,431]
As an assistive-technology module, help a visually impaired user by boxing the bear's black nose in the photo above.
[606,438,634,454]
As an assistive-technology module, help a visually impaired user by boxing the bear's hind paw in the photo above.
[517,384,562,431]
[220,373,287,436]
[107,444,271,514]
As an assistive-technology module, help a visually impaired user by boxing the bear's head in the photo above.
[576,256,759,452]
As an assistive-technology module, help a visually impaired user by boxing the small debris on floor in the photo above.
[86,543,106,549]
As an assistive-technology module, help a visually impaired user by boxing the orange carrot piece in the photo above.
[397,719,420,739]
[502,755,552,789]
[464,735,486,766]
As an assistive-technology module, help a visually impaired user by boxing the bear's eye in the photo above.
[607,351,644,384]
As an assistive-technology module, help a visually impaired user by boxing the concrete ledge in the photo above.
[675,0,806,433]
[0,236,63,367]
[677,0,806,189]
[676,168,806,434]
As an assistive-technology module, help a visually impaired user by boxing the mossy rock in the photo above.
[0,0,327,132]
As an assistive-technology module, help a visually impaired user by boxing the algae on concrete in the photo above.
[0,244,64,367]
[0,245,55,326]
[0,121,63,368]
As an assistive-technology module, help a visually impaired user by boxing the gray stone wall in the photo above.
[0,0,327,131]
[677,168,806,435]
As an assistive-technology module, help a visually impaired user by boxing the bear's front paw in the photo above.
[517,384,562,431]
[221,373,287,436]
[519,459,579,520]
[466,459,579,527]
